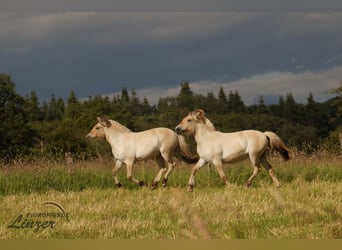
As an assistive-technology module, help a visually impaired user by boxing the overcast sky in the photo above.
[1,1,342,105]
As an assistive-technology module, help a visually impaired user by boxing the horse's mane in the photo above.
[191,109,216,131]
[203,117,216,131]
[108,119,132,132]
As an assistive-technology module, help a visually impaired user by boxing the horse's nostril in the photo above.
[175,126,182,134]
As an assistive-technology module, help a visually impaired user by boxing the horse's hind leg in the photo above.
[246,155,262,187]
[260,155,281,188]
[151,154,167,189]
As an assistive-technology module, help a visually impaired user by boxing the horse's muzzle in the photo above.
[85,134,94,139]
[175,126,183,135]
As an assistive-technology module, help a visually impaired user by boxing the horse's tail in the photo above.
[264,131,290,161]
[176,135,199,164]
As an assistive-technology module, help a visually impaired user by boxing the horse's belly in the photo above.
[222,151,248,163]
[135,143,160,160]
[135,150,159,160]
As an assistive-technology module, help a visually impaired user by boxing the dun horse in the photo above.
[86,117,198,189]
[175,109,290,191]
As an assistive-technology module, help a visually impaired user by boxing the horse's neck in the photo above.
[109,120,131,132]
[104,125,130,145]
[204,118,216,130]
[194,123,213,143]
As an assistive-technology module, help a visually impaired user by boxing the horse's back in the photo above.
[231,130,268,148]
[218,130,268,162]
[241,130,267,140]
[143,127,176,140]
[136,127,178,147]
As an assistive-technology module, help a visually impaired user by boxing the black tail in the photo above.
[264,131,290,161]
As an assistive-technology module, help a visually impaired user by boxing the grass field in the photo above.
[0,152,341,239]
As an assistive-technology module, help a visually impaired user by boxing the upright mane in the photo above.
[191,109,216,131]
[108,119,132,132]
[203,117,216,131]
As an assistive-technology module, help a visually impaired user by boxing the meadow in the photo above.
[0,151,341,239]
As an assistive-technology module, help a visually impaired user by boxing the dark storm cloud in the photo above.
[2,0,342,12]
[1,9,342,103]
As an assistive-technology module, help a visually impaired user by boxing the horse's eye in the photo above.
[96,127,100,130]
[187,119,192,122]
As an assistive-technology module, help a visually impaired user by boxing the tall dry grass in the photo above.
[0,151,341,239]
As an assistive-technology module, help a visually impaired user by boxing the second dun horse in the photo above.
[86,117,198,189]
[175,109,290,191]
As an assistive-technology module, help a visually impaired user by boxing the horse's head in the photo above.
[85,117,111,139]
[175,109,211,135]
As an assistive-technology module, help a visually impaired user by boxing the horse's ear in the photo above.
[104,119,112,127]
[97,116,111,127]
[102,115,112,127]
[195,109,205,119]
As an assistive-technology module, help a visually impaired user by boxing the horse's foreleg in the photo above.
[126,160,145,186]
[112,160,123,188]
[261,156,281,188]
[188,158,206,191]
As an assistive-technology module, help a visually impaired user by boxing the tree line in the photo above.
[1,73,341,160]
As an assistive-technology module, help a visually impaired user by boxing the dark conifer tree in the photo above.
[0,74,37,158]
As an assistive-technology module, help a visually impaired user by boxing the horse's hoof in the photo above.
[162,178,168,187]
[116,183,123,188]
[139,181,146,187]
[246,182,251,188]
[150,182,158,190]
[188,184,194,192]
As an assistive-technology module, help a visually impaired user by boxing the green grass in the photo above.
[0,154,341,239]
